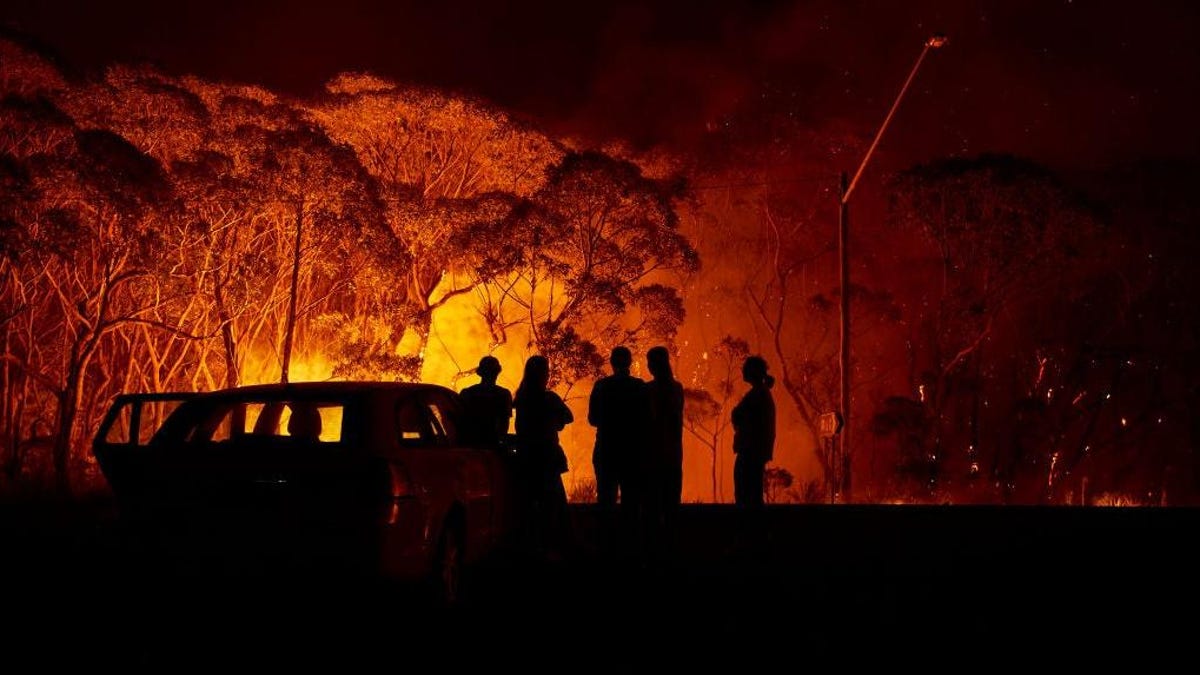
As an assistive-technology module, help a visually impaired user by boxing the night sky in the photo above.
[3,0,1198,169]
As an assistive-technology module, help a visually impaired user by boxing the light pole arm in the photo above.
[842,41,934,204]
[834,35,944,503]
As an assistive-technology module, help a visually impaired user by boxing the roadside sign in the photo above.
[819,411,844,438]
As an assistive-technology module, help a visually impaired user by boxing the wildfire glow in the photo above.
[0,35,1191,506]
[1093,493,1143,508]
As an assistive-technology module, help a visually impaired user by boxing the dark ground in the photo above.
[2,499,1197,666]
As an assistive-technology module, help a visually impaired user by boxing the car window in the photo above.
[395,399,436,448]
[137,399,186,445]
[244,402,268,434]
[186,400,344,444]
[103,402,133,444]
[424,395,460,445]
[279,403,343,443]
[315,406,343,442]
[209,408,236,442]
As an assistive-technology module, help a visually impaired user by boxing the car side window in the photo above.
[254,401,344,443]
[209,410,235,442]
[185,403,235,443]
[184,400,344,445]
[138,400,186,445]
[103,402,133,444]
[395,399,436,448]
[424,394,460,446]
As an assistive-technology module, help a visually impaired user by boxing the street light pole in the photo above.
[837,34,946,502]
[838,171,850,501]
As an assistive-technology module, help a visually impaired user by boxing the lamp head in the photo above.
[926,34,948,48]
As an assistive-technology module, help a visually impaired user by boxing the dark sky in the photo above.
[3,0,1198,170]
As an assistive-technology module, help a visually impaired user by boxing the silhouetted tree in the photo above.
[764,466,794,504]
[12,128,180,492]
[683,336,748,502]
[889,154,1103,500]
[309,75,562,375]
[62,63,209,165]
[233,123,396,382]
[745,192,902,501]
[471,151,699,387]
[0,36,66,99]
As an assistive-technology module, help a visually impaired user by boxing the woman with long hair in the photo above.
[645,346,685,557]
[646,346,684,507]
[513,355,574,554]
[731,356,776,507]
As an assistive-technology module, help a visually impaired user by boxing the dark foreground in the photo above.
[3,500,1197,665]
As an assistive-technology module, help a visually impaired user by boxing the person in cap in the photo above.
[460,355,513,448]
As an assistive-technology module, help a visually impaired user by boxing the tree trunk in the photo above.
[214,279,239,389]
[5,305,33,479]
[413,308,432,357]
[711,445,717,503]
[8,374,28,480]
[281,202,304,384]
[1,327,10,474]
[53,362,83,496]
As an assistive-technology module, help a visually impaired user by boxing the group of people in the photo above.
[457,346,777,557]
[586,346,684,555]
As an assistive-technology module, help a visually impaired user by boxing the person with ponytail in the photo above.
[513,355,574,556]
[731,356,776,507]
[646,346,684,508]
[645,345,685,558]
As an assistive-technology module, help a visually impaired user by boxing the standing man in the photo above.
[588,346,649,510]
[460,355,512,448]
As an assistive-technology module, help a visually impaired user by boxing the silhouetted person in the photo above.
[645,346,685,558]
[732,356,775,507]
[514,355,574,557]
[459,355,512,448]
[589,346,648,558]
[287,402,322,443]
[646,346,685,507]
[588,346,649,510]
[646,347,684,507]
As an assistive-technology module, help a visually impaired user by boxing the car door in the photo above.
[386,395,455,564]
[422,390,504,555]
[92,392,196,498]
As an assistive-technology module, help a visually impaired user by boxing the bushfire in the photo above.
[1,36,1196,505]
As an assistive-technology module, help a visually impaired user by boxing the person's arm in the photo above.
[548,393,573,430]
[731,394,747,430]
[497,390,513,437]
[763,396,776,460]
[749,391,771,456]
[587,381,602,427]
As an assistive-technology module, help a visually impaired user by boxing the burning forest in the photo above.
[1,20,1198,506]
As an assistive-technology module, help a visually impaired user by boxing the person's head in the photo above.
[742,355,775,389]
[610,346,632,373]
[646,346,673,381]
[519,355,550,394]
[476,355,501,383]
[287,403,322,442]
